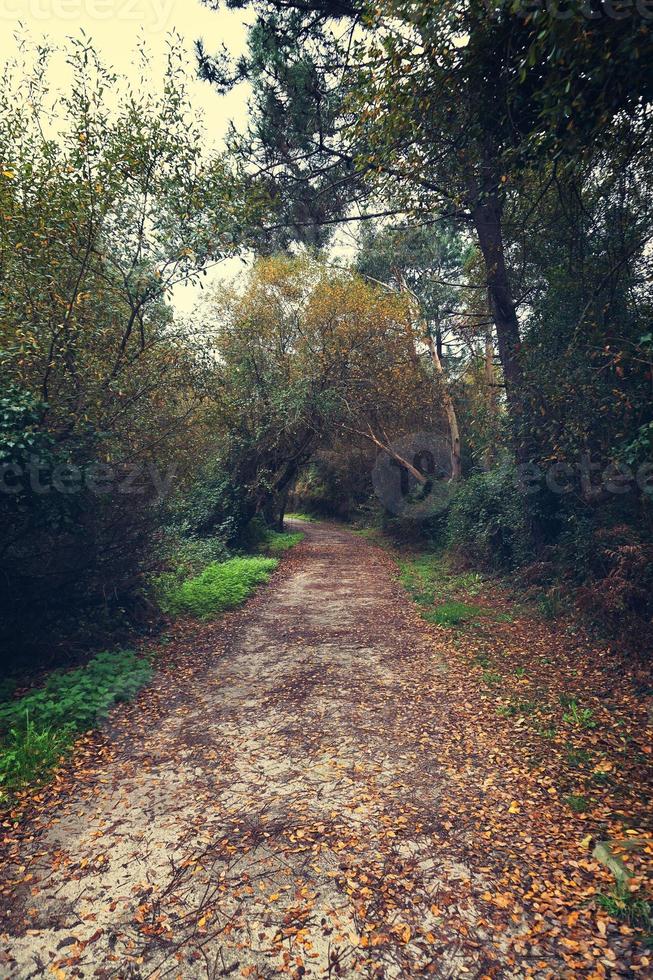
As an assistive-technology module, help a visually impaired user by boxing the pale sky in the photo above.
[0,0,255,313]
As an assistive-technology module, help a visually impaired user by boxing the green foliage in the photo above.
[398,553,484,601]
[481,669,503,687]
[0,39,252,664]
[156,557,278,620]
[0,716,72,798]
[262,530,304,553]
[164,463,253,549]
[399,552,496,630]
[595,882,652,931]
[498,698,537,718]
[0,649,152,799]
[564,793,590,814]
[0,650,153,736]
[0,384,52,464]
[423,602,486,628]
[562,701,597,731]
[285,512,315,522]
[446,466,534,571]
[566,747,592,768]
[154,533,231,582]
[537,591,565,621]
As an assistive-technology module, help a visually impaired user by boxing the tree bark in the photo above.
[425,333,462,480]
[472,193,524,427]
[398,277,462,480]
[483,331,498,470]
[346,425,429,485]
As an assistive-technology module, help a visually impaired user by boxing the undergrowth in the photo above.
[595,881,653,932]
[422,602,487,627]
[397,552,494,628]
[156,556,278,620]
[0,650,152,800]
[262,530,304,553]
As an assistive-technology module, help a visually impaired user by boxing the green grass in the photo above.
[262,530,304,553]
[397,552,509,630]
[481,669,503,687]
[595,881,652,930]
[285,512,316,522]
[564,793,590,813]
[498,697,538,717]
[422,601,487,627]
[0,717,72,797]
[0,649,153,800]
[157,556,278,620]
[354,527,384,541]
[562,700,597,730]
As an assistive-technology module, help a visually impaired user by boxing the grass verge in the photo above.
[262,530,304,553]
[0,649,152,801]
[156,555,279,620]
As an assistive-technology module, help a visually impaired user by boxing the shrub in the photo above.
[0,649,153,736]
[164,462,252,548]
[0,649,153,800]
[446,465,535,570]
[153,533,231,580]
[156,556,278,620]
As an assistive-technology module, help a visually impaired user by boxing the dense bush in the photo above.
[0,43,245,665]
[163,462,253,549]
[153,533,231,582]
[446,466,535,570]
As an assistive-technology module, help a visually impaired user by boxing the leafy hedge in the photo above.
[446,466,535,570]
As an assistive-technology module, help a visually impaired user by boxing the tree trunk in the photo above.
[398,276,462,480]
[425,334,462,480]
[483,332,498,470]
[346,425,429,484]
[472,194,524,427]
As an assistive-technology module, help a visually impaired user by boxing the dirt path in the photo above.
[0,522,647,978]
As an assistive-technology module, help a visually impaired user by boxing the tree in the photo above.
[202,254,441,526]
[0,37,253,655]
[356,223,475,477]
[198,0,652,455]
